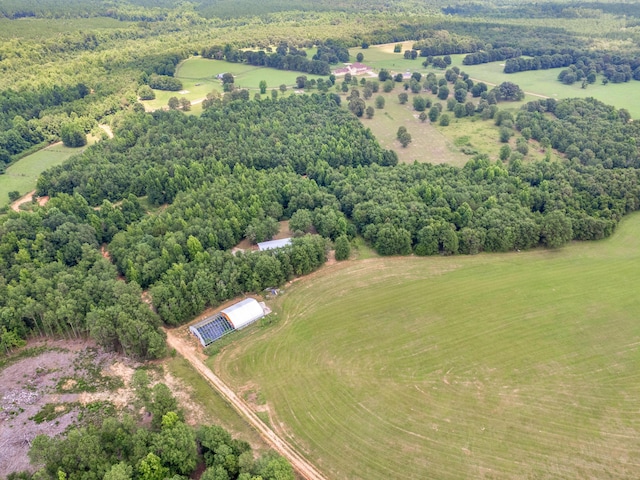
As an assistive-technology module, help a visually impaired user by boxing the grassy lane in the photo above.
[214,213,640,479]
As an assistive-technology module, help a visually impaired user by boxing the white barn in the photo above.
[257,238,292,251]
[221,298,265,330]
[189,298,267,346]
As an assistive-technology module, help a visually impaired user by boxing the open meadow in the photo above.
[354,89,554,166]
[357,93,470,166]
[144,56,327,110]
[0,144,82,208]
[351,45,640,119]
[213,213,640,479]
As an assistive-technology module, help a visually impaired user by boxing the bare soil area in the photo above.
[0,337,215,478]
[0,339,138,478]
[98,124,114,139]
[10,191,48,212]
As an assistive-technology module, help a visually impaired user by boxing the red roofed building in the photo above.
[332,62,372,76]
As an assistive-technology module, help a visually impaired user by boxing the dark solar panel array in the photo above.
[195,315,234,345]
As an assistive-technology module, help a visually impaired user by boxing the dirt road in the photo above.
[10,190,49,212]
[164,329,327,480]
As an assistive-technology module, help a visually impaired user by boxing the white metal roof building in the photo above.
[257,238,292,251]
[189,298,267,347]
[221,298,265,330]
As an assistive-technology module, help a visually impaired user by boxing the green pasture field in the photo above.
[355,91,469,166]
[144,56,327,110]
[0,144,83,208]
[0,17,133,40]
[213,213,640,479]
[449,54,640,119]
[350,88,552,167]
[350,45,640,118]
[438,115,558,165]
[351,43,424,74]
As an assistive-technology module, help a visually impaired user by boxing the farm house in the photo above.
[189,298,267,346]
[332,62,372,76]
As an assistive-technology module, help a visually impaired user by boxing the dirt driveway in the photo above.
[164,328,327,480]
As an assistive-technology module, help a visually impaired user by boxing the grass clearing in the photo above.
[439,115,558,164]
[356,90,468,166]
[351,44,424,74]
[0,143,83,208]
[448,52,640,118]
[353,88,553,167]
[144,57,327,110]
[351,46,640,118]
[352,236,379,260]
[214,213,640,479]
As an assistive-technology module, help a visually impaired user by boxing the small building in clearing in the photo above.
[257,238,292,251]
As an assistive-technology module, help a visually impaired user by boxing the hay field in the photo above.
[214,213,640,479]
[0,144,82,208]
[351,46,640,119]
[144,57,328,110]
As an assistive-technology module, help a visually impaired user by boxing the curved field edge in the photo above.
[213,213,640,479]
[0,144,82,208]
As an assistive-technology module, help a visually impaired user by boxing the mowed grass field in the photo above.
[352,45,640,119]
[0,144,82,207]
[353,89,553,166]
[145,57,327,111]
[214,213,640,479]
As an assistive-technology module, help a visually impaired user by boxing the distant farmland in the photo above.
[351,45,640,119]
[214,213,640,479]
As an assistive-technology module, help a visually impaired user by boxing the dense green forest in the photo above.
[3,0,640,476]
[5,93,640,347]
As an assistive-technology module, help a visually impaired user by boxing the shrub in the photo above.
[60,123,86,147]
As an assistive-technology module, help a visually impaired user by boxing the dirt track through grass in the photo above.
[214,213,640,479]
[165,328,327,480]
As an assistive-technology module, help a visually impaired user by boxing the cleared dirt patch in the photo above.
[0,339,138,478]
[99,124,114,139]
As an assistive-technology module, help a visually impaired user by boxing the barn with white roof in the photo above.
[190,298,267,346]
[257,238,292,251]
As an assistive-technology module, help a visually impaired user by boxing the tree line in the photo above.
[502,50,640,84]
[201,41,352,76]
[0,83,90,164]
[516,97,639,168]
[2,95,393,354]
[37,95,397,205]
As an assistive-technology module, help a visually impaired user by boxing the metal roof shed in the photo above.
[257,238,292,251]
[221,298,265,330]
